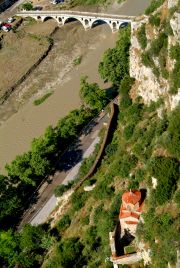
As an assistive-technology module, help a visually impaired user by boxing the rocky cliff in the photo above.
[130,0,180,110]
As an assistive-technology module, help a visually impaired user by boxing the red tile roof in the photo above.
[122,190,141,205]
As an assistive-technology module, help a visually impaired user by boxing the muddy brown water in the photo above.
[0,21,117,173]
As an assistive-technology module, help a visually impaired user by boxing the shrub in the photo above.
[57,238,85,268]
[93,204,105,224]
[33,92,53,106]
[123,123,135,140]
[108,193,122,223]
[170,43,180,61]
[149,13,161,26]
[73,56,82,65]
[71,191,88,211]
[56,215,71,233]
[148,157,179,204]
[119,75,135,95]
[150,32,168,57]
[163,19,173,36]
[145,0,165,15]
[54,184,68,197]
[125,102,143,124]
[21,2,33,10]
[93,180,114,200]
[119,94,132,110]
[141,51,154,67]
[81,215,90,225]
[137,24,147,49]
[174,190,180,208]
[163,104,180,158]
[135,168,145,182]
[119,154,137,178]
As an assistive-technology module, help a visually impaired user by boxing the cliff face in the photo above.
[129,0,180,110]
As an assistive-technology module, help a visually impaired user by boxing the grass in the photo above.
[33,91,53,106]
[73,56,82,66]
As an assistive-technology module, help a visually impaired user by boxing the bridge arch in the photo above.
[91,19,112,31]
[63,16,85,29]
[43,16,57,22]
[119,21,129,28]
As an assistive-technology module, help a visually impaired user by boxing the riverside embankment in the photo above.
[0,22,117,172]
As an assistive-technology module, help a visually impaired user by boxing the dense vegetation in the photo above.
[0,2,180,267]
[0,75,112,230]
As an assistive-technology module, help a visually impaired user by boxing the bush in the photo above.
[119,154,137,178]
[93,180,115,200]
[163,104,180,158]
[119,94,132,110]
[170,43,180,61]
[21,2,33,10]
[56,215,71,233]
[93,204,105,224]
[81,215,90,225]
[73,56,82,65]
[119,75,135,95]
[54,184,69,197]
[169,44,180,94]
[174,190,180,208]
[56,238,85,268]
[123,123,135,140]
[150,32,168,56]
[149,13,161,26]
[141,51,154,67]
[149,157,179,204]
[71,191,88,211]
[137,24,147,49]
[145,0,165,15]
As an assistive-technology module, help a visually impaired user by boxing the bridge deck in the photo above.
[16,10,135,20]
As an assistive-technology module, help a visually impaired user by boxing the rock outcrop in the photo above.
[129,0,180,110]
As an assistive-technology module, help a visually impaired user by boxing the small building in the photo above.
[120,190,143,236]
[109,189,145,267]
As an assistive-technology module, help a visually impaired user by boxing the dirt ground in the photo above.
[0,18,57,102]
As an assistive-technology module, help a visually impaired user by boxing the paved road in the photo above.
[19,112,109,228]
[31,136,100,225]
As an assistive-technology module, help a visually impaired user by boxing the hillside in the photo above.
[0,0,179,268]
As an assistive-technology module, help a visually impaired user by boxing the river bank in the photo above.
[0,22,117,172]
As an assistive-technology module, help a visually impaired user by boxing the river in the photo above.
[0,22,117,172]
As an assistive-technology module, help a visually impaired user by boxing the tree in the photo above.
[18,224,50,267]
[21,2,33,10]
[149,157,179,204]
[80,76,107,111]
[56,238,85,268]
[5,153,35,186]
[98,26,131,86]
[0,229,19,268]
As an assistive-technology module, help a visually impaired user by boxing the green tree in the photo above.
[80,76,107,111]
[21,2,33,10]
[98,26,130,86]
[0,229,19,268]
[56,237,85,268]
[18,224,49,267]
[137,23,147,49]
[5,153,35,186]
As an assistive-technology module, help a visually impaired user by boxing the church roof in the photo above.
[122,190,141,205]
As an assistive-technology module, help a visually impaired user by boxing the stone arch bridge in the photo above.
[16,10,135,32]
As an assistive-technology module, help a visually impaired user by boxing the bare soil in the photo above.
[0,19,57,102]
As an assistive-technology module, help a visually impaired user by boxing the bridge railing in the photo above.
[16,10,136,20]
